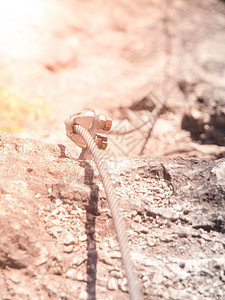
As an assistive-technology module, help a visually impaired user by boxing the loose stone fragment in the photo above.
[63,233,76,246]
[79,234,87,242]
[107,277,118,291]
[77,272,86,282]
[66,269,76,279]
[118,278,128,292]
[111,251,121,259]
[63,245,74,253]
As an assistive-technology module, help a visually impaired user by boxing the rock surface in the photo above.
[0,132,225,299]
[182,88,225,146]
[0,1,225,299]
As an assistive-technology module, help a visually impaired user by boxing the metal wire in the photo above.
[74,124,142,300]
[108,85,175,138]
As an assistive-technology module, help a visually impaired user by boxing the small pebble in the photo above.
[135,174,141,181]
[152,187,161,193]
[142,275,148,282]
[48,228,57,238]
[79,234,87,242]
[56,199,63,206]
[175,205,182,212]
[79,289,88,300]
[51,208,59,216]
[66,269,76,279]
[109,239,117,249]
[161,181,168,189]
[51,219,60,226]
[118,278,128,292]
[107,277,118,291]
[131,210,137,218]
[132,222,148,234]
[77,272,86,282]
[111,251,121,259]
[58,212,64,221]
[77,208,83,215]
[110,270,123,279]
[54,266,62,275]
[63,245,74,253]
[63,233,76,246]
[134,215,142,223]
[72,256,86,266]
[217,289,223,297]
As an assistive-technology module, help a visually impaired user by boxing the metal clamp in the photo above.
[64,110,112,159]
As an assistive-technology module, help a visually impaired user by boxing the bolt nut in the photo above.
[97,115,112,132]
[100,140,108,150]
[98,115,106,131]
[96,135,108,150]
[104,117,112,131]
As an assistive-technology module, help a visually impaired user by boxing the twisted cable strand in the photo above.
[74,124,142,300]
[108,85,175,137]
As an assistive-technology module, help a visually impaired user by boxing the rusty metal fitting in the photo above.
[96,135,108,150]
[98,115,106,131]
[104,117,112,131]
[65,110,112,153]
[97,115,112,132]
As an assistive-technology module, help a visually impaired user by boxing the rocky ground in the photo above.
[0,132,225,299]
[0,0,225,299]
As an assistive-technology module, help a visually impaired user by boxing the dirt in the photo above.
[0,132,225,299]
[0,0,225,299]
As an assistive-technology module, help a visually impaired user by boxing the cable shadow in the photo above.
[58,144,70,158]
[80,161,99,300]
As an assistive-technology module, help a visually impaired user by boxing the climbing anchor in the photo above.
[64,110,112,160]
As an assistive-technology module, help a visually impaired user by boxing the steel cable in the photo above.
[108,85,175,138]
[74,124,142,300]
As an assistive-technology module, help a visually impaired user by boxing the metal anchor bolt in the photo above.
[64,110,112,159]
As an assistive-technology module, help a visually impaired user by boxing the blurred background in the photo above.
[0,0,224,158]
